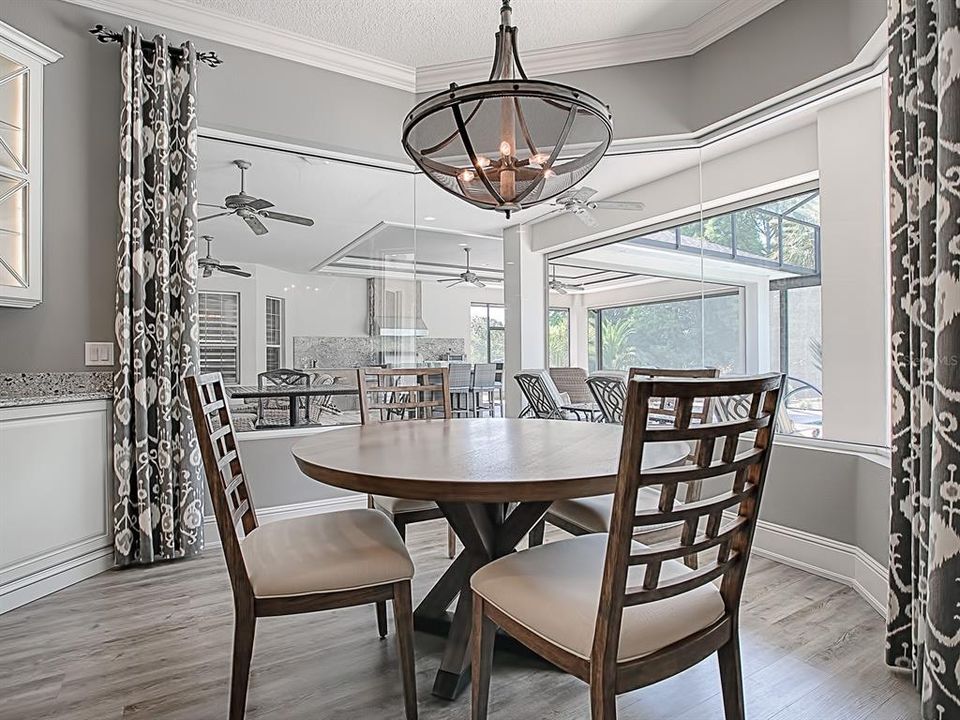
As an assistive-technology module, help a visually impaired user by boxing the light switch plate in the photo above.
[85,342,114,366]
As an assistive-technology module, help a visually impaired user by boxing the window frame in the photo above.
[471,302,506,364]
[265,295,284,372]
[548,306,571,367]
[198,290,241,385]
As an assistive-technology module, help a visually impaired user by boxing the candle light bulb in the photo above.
[499,140,512,157]
[475,155,491,168]
[460,169,476,182]
[532,152,549,165]
[543,168,556,178]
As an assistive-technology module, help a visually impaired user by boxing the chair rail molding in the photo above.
[61,0,783,94]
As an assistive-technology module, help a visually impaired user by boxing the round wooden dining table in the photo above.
[291,418,689,700]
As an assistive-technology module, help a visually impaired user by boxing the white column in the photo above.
[817,88,888,446]
[503,225,546,417]
[743,279,770,374]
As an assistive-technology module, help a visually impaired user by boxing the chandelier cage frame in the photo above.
[401,0,614,218]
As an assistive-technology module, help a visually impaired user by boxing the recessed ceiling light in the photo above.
[506,261,515,265]
[458,243,468,247]
[423,216,436,221]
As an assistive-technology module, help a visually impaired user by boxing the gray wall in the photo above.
[539,0,885,142]
[0,0,413,373]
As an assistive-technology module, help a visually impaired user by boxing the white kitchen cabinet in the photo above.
[0,21,60,308]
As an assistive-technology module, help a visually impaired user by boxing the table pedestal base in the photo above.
[413,500,551,700]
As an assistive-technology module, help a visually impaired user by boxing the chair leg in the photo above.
[393,581,419,720]
[229,603,256,720]
[717,631,745,720]
[471,596,496,720]
[528,519,546,547]
[447,524,457,559]
[589,679,617,720]
[376,601,388,639]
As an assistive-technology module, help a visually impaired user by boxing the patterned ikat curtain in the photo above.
[887,2,960,717]
[112,28,204,565]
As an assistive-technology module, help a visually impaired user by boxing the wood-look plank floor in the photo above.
[0,521,917,720]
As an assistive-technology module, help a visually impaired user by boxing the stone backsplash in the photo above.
[293,336,466,369]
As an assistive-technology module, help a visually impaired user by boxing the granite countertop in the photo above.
[0,372,113,409]
[0,391,113,408]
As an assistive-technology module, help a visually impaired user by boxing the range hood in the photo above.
[367,277,429,337]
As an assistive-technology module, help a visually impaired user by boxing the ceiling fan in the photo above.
[545,186,645,227]
[437,247,488,288]
[549,265,584,295]
[198,235,251,278]
[199,159,315,236]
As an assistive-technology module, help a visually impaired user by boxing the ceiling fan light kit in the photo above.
[438,247,488,288]
[401,0,613,218]
[199,159,316,235]
[198,235,252,278]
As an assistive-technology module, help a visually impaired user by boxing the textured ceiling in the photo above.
[179,0,729,67]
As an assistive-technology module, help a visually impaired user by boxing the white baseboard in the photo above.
[205,494,887,616]
[3,495,887,620]
[203,494,367,549]
[0,544,114,614]
[748,518,886,616]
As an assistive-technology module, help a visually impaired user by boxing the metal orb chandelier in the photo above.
[401,0,613,218]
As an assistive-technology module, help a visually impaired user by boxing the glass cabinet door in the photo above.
[0,54,27,290]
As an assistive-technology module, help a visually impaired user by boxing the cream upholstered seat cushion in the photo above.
[372,495,439,515]
[549,490,678,534]
[471,534,725,662]
[240,509,414,598]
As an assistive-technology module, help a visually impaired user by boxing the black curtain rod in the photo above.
[89,25,223,68]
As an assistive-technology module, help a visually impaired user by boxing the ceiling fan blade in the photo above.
[575,209,599,228]
[471,278,487,288]
[246,198,274,211]
[260,210,315,227]
[219,266,252,278]
[243,215,269,236]
[592,200,646,211]
[438,277,462,284]
[572,187,598,204]
[199,211,234,222]
[199,203,228,209]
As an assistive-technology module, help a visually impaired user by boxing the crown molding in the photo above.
[415,0,785,93]
[64,0,783,95]
[62,0,417,91]
[0,19,62,64]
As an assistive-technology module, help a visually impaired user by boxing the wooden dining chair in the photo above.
[471,373,784,720]
[532,367,721,568]
[358,367,458,622]
[186,373,419,720]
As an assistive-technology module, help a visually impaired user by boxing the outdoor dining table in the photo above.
[227,384,357,427]
[291,417,689,700]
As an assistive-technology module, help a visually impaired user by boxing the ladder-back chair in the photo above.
[472,373,784,720]
[358,367,458,624]
[186,373,419,720]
